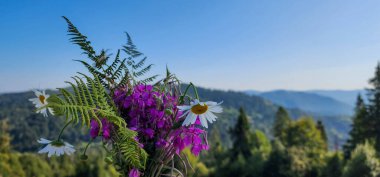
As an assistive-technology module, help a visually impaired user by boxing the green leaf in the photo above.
[46,73,125,128]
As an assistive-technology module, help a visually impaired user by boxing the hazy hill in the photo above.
[0,87,351,151]
[246,90,354,116]
[307,89,365,106]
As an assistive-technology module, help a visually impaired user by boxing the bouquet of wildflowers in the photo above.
[29,17,222,177]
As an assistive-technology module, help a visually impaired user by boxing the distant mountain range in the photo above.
[245,89,365,116]
[0,86,351,151]
[306,90,365,106]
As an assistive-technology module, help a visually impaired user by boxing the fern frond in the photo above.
[74,60,106,78]
[47,73,126,128]
[123,33,143,58]
[132,57,146,69]
[140,75,159,84]
[111,59,127,80]
[117,70,132,87]
[133,64,153,77]
[113,127,148,169]
[63,17,157,90]
[96,50,110,69]
[63,16,97,62]
[126,58,133,66]
[105,50,121,75]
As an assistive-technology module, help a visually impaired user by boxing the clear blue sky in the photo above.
[1,0,380,93]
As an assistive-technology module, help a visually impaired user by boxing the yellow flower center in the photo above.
[39,95,46,104]
[191,104,208,115]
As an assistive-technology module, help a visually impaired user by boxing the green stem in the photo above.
[180,84,192,104]
[190,82,200,100]
[83,138,94,155]
[102,142,111,153]
[57,120,73,141]
[180,82,200,104]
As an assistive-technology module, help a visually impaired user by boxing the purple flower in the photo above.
[89,118,113,140]
[129,168,140,177]
[101,118,113,140]
[113,84,210,156]
[155,138,167,148]
[143,128,154,139]
[90,119,100,138]
[134,137,144,148]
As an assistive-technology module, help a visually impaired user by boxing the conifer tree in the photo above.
[229,107,252,160]
[321,153,342,177]
[251,130,271,151]
[316,120,328,151]
[273,107,291,141]
[283,117,325,150]
[214,108,256,177]
[367,63,380,152]
[204,128,225,173]
[344,94,368,159]
[342,142,380,177]
[0,119,11,153]
[262,140,290,177]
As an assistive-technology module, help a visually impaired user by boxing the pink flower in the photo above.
[90,119,100,138]
[113,84,210,156]
[101,118,113,140]
[89,118,113,140]
[143,128,154,139]
[129,168,140,177]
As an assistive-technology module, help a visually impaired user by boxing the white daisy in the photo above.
[29,90,54,117]
[37,138,75,157]
[178,99,223,128]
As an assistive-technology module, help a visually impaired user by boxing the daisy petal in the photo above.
[177,105,191,111]
[37,138,75,157]
[179,110,190,118]
[190,113,198,125]
[182,113,193,126]
[205,111,217,122]
[37,138,51,144]
[209,105,223,113]
[199,114,208,128]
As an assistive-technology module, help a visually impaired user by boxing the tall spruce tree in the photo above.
[344,94,368,159]
[273,107,291,141]
[204,128,225,172]
[230,107,252,160]
[321,153,343,177]
[367,63,380,152]
[342,142,380,177]
[0,119,11,153]
[262,140,290,177]
[316,120,328,151]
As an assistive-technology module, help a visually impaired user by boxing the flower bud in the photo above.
[80,154,88,161]
[154,94,163,104]
[165,109,173,115]
[104,156,113,164]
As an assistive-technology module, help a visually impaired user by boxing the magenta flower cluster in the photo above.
[113,84,209,156]
[90,118,113,140]
[128,168,140,177]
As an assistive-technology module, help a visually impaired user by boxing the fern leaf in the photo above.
[74,60,106,79]
[105,50,121,75]
[132,57,146,69]
[113,127,148,169]
[133,64,153,77]
[140,75,158,84]
[117,70,132,87]
[47,73,126,128]
[123,33,143,58]
[63,16,97,62]
[111,58,127,80]
[95,50,109,69]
